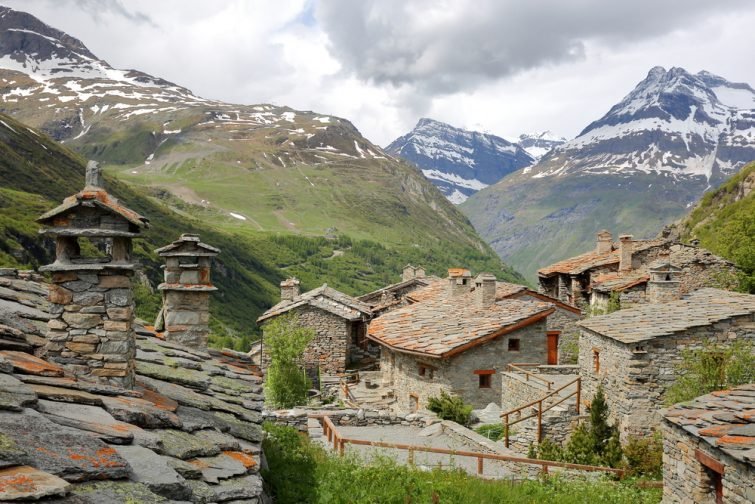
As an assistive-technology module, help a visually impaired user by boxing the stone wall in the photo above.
[263,407,436,432]
[44,270,135,388]
[579,315,755,440]
[382,319,548,411]
[662,419,755,504]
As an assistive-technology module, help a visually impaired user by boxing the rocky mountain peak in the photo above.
[387,118,534,204]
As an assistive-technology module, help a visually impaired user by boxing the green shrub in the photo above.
[263,313,315,408]
[427,390,473,426]
[623,433,663,479]
[262,422,317,503]
[475,424,504,441]
[665,339,755,405]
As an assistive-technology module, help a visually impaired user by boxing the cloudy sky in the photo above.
[5,0,755,145]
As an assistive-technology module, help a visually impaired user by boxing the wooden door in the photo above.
[547,332,560,365]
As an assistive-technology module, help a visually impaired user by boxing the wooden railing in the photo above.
[319,415,623,478]
[507,363,555,390]
[500,376,581,448]
[339,377,359,407]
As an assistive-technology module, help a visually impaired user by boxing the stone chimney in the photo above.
[647,262,682,304]
[474,273,497,307]
[447,268,473,297]
[619,235,633,273]
[414,266,426,279]
[280,277,300,302]
[155,234,220,350]
[402,264,416,281]
[37,162,150,389]
[596,230,613,254]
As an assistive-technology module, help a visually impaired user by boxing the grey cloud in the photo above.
[315,0,755,95]
[64,0,157,27]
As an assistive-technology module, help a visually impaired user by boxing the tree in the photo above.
[264,313,315,408]
[665,339,755,405]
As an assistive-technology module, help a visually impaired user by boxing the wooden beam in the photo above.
[696,449,725,475]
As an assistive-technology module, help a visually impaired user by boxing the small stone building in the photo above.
[358,264,438,316]
[36,162,149,388]
[578,288,755,440]
[369,270,556,410]
[154,233,220,350]
[661,385,755,504]
[257,279,372,376]
[538,230,737,309]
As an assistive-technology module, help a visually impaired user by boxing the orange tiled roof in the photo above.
[662,384,755,465]
[538,239,667,277]
[368,290,553,358]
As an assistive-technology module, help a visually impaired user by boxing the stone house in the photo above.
[358,264,438,316]
[538,230,737,310]
[577,288,755,440]
[661,385,755,504]
[405,272,582,365]
[368,270,556,410]
[257,279,373,376]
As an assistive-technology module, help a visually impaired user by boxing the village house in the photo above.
[577,287,755,440]
[368,269,559,410]
[357,264,438,316]
[661,385,755,504]
[538,230,736,310]
[257,278,373,377]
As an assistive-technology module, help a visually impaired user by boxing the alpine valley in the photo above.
[460,66,755,281]
[0,6,524,345]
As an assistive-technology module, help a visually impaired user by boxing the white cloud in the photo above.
[3,0,755,146]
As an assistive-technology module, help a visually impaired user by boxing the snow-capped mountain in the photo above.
[462,66,755,282]
[529,66,755,182]
[386,118,534,204]
[517,131,566,160]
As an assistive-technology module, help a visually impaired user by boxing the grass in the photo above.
[262,423,662,504]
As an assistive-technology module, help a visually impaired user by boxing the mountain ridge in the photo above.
[386,117,534,203]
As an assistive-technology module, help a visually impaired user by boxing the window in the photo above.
[418,365,433,379]
[479,374,492,388]
[593,349,600,373]
[508,338,520,351]
[475,369,494,389]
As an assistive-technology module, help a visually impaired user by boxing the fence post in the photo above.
[408,449,415,466]
[576,378,582,415]
[537,400,543,443]
[477,457,484,476]
[504,414,510,448]
[339,439,345,456]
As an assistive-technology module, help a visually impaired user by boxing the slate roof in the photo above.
[368,289,554,358]
[538,238,666,277]
[0,274,265,503]
[662,384,755,466]
[155,234,220,256]
[0,269,50,353]
[590,271,650,293]
[37,189,150,229]
[358,276,437,304]
[257,284,372,323]
[578,288,755,344]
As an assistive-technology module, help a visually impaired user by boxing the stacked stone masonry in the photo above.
[45,271,136,388]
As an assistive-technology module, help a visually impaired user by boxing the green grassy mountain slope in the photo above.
[670,162,755,292]
[0,113,522,349]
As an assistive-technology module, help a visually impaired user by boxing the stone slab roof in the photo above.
[368,289,553,358]
[578,288,755,344]
[358,276,439,304]
[662,384,755,466]
[257,284,372,323]
[37,189,149,229]
[155,234,220,256]
[0,321,264,502]
[0,269,50,353]
[590,271,650,293]
[538,238,666,277]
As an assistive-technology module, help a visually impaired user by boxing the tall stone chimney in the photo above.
[280,278,300,301]
[155,234,219,350]
[619,235,633,273]
[402,264,416,281]
[647,262,682,304]
[474,273,497,307]
[447,268,473,297]
[596,230,613,254]
[37,162,150,389]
